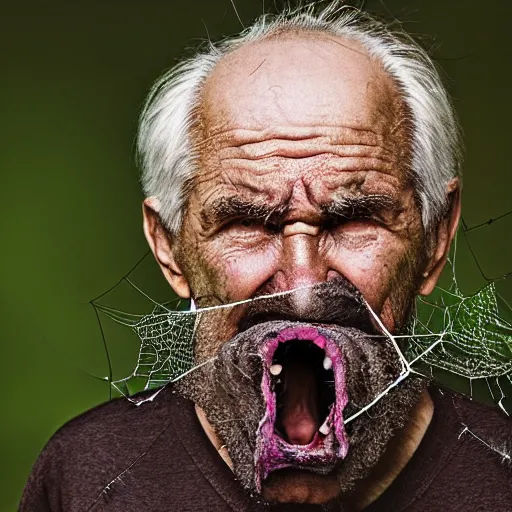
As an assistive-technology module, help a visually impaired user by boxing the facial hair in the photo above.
[175,277,426,502]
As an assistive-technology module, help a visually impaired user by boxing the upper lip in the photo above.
[236,277,376,335]
[238,305,376,335]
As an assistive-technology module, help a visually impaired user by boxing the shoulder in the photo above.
[448,388,512,450]
[43,386,177,468]
[431,384,511,430]
[449,392,512,483]
[433,386,511,484]
[406,386,512,511]
[20,386,190,511]
[56,386,174,440]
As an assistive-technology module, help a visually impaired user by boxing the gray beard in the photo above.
[176,319,426,502]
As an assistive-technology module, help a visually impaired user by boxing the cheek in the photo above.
[325,237,407,314]
[225,252,279,300]
[199,240,281,302]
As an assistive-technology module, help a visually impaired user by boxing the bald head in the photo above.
[201,33,404,145]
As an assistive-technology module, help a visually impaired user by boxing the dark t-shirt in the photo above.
[19,385,512,511]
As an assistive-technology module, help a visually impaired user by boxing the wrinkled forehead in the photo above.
[199,32,402,136]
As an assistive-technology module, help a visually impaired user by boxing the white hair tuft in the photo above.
[137,1,463,234]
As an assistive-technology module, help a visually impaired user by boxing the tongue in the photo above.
[279,359,319,445]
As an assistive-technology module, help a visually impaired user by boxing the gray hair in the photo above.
[136,1,463,234]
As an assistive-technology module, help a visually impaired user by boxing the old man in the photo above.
[21,2,511,511]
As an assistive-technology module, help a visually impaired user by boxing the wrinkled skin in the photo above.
[144,32,460,507]
[179,34,425,329]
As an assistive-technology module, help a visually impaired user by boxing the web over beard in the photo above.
[176,279,426,502]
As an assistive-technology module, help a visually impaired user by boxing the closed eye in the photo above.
[324,215,381,230]
[223,217,281,235]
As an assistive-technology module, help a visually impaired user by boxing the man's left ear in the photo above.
[418,178,461,296]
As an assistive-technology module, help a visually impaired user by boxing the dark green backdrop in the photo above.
[2,1,511,509]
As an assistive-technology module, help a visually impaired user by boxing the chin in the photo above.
[262,468,341,504]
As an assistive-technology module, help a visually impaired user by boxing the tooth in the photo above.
[270,364,282,376]
[319,419,331,436]
[323,356,332,371]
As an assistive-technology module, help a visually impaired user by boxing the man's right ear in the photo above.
[142,197,191,299]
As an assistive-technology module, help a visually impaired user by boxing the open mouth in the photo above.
[254,324,349,491]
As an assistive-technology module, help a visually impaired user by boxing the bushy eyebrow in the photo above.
[201,193,401,231]
[201,196,287,230]
[320,194,402,220]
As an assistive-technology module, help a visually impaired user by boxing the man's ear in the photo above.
[418,178,461,296]
[142,197,191,299]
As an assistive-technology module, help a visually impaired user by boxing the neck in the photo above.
[346,389,434,510]
[196,405,234,470]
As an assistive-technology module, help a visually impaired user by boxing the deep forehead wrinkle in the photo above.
[219,137,392,163]
[195,125,384,150]
[213,155,396,181]
[192,158,406,204]
[191,160,403,207]
[196,125,400,184]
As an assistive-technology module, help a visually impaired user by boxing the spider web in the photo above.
[90,210,512,415]
[100,304,198,398]
[406,271,512,414]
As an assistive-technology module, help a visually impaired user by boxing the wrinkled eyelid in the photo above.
[240,217,262,227]
[222,217,280,233]
[324,217,370,230]
[325,211,375,223]
[224,216,267,228]
[244,218,281,231]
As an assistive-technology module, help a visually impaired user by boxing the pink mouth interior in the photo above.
[254,325,349,491]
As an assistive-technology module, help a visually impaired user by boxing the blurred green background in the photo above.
[1,0,511,509]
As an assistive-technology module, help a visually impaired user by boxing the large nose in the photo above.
[278,222,329,292]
